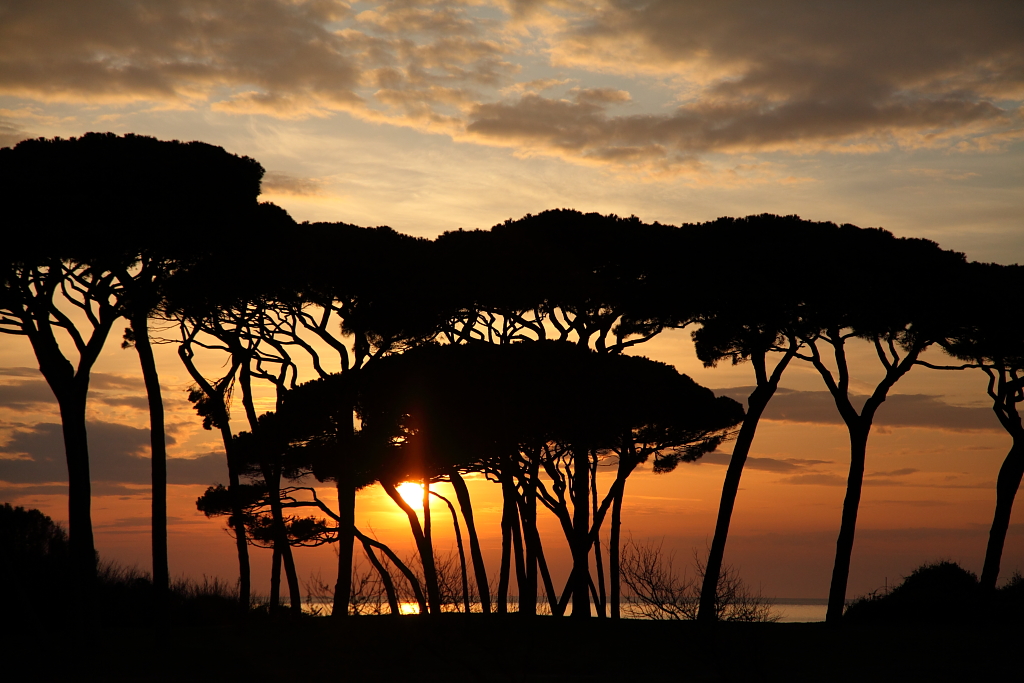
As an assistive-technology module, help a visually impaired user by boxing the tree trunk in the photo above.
[432,491,471,613]
[270,546,282,612]
[358,535,400,615]
[333,477,356,616]
[221,421,251,608]
[516,477,539,616]
[263,462,301,615]
[610,477,625,619]
[57,389,97,597]
[697,387,774,622]
[591,455,606,618]
[238,362,301,616]
[508,480,527,611]
[131,312,168,597]
[497,490,513,614]
[826,424,869,623]
[449,469,490,614]
[980,438,1024,591]
[380,480,441,614]
[570,447,591,618]
[354,528,427,614]
[178,343,249,606]
[421,478,437,609]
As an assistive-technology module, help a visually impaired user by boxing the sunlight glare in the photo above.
[396,481,424,508]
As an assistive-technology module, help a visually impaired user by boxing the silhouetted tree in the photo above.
[674,215,819,623]
[938,262,1024,592]
[250,221,437,616]
[347,341,741,620]
[1,132,263,602]
[788,225,966,623]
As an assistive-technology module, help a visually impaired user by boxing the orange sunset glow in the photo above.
[2,2,1024,679]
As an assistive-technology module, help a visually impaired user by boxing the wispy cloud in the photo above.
[715,387,1001,432]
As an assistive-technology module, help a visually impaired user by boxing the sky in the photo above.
[1,0,1023,602]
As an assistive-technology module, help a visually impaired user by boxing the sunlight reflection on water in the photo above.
[300,597,828,622]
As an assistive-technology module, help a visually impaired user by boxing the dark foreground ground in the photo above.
[10,615,1022,682]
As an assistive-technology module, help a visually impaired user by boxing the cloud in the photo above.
[0,371,148,412]
[88,372,141,390]
[462,0,1024,167]
[0,421,225,485]
[695,452,832,473]
[0,117,33,148]
[715,387,1001,432]
[0,367,44,378]
[93,395,151,410]
[1,0,1019,171]
[262,171,326,196]
[0,0,515,124]
[0,0,362,112]
[0,379,56,411]
[777,473,849,487]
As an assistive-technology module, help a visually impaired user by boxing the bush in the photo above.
[845,560,984,623]
[0,503,72,617]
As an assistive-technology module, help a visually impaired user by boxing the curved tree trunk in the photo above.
[449,469,490,614]
[432,491,471,613]
[358,535,400,615]
[980,438,1024,591]
[238,363,301,615]
[178,344,250,606]
[380,480,442,614]
[698,347,794,623]
[131,312,168,597]
[826,425,869,623]
[697,388,773,622]
[354,527,427,614]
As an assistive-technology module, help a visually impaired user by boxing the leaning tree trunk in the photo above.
[497,488,513,614]
[380,480,442,614]
[131,311,169,597]
[697,387,775,622]
[238,363,301,615]
[449,469,490,614]
[610,476,626,619]
[981,437,1024,591]
[826,424,869,623]
[432,491,471,613]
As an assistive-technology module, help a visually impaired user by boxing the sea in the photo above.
[299,597,830,622]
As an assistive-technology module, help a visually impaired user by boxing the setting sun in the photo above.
[396,482,424,509]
